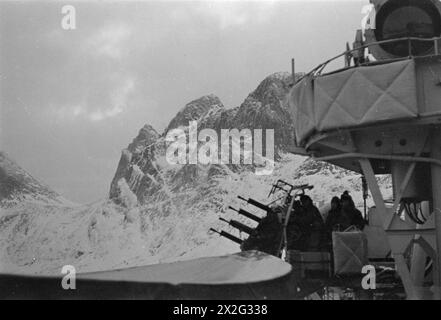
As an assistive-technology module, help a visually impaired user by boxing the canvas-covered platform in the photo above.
[0,251,303,300]
[289,57,441,146]
[79,250,291,285]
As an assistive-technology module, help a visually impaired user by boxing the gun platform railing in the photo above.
[294,36,441,84]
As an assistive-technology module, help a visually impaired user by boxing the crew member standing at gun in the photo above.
[340,191,366,230]
[299,195,325,251]
[286,200,310,251]
[324,196,345,244]
[325,191,366,236]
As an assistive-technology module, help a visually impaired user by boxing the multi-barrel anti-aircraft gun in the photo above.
[210,180,314,249]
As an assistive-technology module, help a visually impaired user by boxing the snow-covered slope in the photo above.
[0,73,392,276]
[1,153,390,275]
[0,152,69,208]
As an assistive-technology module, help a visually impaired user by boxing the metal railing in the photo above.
[294,36,441,84]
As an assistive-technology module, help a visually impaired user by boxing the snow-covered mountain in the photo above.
[0,152,69,208]
[0,72,392,275]
[109,72,298,205]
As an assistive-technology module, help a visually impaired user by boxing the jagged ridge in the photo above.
[109,72,301,205]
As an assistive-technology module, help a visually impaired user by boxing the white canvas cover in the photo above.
[290,75,315,144]
[289,59,418,144]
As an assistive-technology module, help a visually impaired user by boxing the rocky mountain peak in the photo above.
[128,124,160,153]
[165,94,224,133]
[248,72,294,104]
[229,72,305,152]
[109,72,305,205]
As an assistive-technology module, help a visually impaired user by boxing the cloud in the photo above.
[171,0,277,30]
[51,104,86,121]
[85,23,131,59]
[206,1,277,29]
[88,105,123,122]
[89,77,135,122]
[52,77,135,122]
[39,20,137,124]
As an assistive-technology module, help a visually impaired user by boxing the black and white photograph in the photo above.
[1,0,441,302]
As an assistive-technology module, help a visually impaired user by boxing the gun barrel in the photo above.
[221,231,243,245]
[228,206,261,223]
[210,228,243,245]
[238,196,270,212]
[247,198,272,212]
[237,209,262,223]
[229,220,254,235]
[219,217,254,235]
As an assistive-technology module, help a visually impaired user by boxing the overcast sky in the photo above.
[0,0,367,203]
